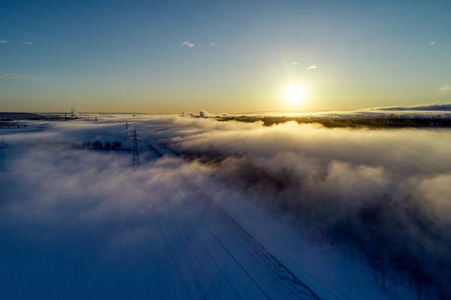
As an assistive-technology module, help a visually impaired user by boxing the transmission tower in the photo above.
[132,129,140,165]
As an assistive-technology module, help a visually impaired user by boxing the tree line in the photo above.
[82,141,130,151]
[218,115,451,128]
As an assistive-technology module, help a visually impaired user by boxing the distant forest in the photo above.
[217,115,451,128]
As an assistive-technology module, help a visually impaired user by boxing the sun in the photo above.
[285,85,305,105]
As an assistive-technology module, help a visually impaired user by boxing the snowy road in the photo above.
[143,139,321,299]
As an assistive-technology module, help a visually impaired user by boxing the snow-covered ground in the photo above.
[1,115,446,299]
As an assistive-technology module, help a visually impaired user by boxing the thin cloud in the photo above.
[292,62,299,66]
[210,42,216,46]
[0,73,44,80]
[181,40,195,48]
[24,41,33,45]
[430,41,435,45]
[439,86,451,92]
[307,64,318,70]
[0,73,15,79]
[0,40,8,44]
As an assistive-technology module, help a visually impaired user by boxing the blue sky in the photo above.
[1,0,450,113]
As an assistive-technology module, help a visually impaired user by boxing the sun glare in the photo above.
[285,85,305,105]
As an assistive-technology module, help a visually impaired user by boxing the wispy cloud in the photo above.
[152,27,157,31]
[210,42,216,46]
[307,64,317,70]
[439,86,451,92]
[0,40,8,44]
[24,41,33,45]
[430,41,435,45]
[0,73,44,81]
[292,62,299,66]
[181,40,195,48]
[0,73,15,79]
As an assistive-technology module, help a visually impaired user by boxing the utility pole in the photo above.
[132,129,140,165]
[124,121,129,140]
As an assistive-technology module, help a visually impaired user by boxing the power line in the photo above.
[142,136,320,300]
[152,163,268,299]
[152,205,191,300]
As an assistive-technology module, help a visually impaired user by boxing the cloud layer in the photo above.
[142,115,451,298]
[0,122,190,298]
[1,116,450,298]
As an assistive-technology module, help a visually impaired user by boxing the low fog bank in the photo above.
[0,121,180,256]
[147,116,451,298]
[0,121,193,298]
[1,116,449,298]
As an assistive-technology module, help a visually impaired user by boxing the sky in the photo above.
[1,0,451,113]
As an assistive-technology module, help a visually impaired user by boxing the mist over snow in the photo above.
[0,115,449,299]
[0,122,195,299]
[137,115,451,298]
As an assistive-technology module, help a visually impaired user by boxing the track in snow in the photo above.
[144,138,321,300]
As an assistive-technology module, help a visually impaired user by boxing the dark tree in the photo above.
[112,141,122,150]
[92,141,103,149]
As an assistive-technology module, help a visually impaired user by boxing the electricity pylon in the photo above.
[132,129,140,165]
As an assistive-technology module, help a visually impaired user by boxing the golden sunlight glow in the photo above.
[285,85,305,105]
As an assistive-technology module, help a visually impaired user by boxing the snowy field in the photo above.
[1,114,450,299]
